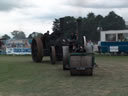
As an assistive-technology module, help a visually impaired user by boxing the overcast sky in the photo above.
[0,0,128,37]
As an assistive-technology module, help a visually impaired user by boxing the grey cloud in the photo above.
[0,0,31,11]
[33,14,63,22]
[28,10,69,21]
[67,0,128,9]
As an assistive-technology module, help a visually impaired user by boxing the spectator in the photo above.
[86,40,93,53]
[98,41,101,53]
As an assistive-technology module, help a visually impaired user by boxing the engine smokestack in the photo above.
[60,18,65,33]
[76,18,83,46]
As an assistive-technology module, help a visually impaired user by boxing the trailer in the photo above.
[100,30,128,54]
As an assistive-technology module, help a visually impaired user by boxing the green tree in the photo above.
[95,15,104,40]
[2,34,11,40]
[95,15,104,28]
[28,32,43,39]
[83,12,99,41]
[11,30,26,39]
[52,16,77,38]
[87,12,95,20]
[102,11,126,30]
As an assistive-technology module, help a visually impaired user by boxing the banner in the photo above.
[6,48,31,55]
[6,39,32,55]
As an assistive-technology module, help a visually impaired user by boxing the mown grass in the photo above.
[0,55,128,96]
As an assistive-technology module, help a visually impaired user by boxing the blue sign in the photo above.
[14,48,31,53]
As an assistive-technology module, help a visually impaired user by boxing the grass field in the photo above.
[0,55,128,96]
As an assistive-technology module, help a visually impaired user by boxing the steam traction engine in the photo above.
[62,19,95,76]
[31,18,95,76]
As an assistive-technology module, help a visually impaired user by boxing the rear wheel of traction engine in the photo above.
[63,46,69,70]
[31,37,43,62]
[50,46,56,64]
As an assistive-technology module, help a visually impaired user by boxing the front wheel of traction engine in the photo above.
[50,46,56,64]
[63,46,70,70]
[31,37,43,62]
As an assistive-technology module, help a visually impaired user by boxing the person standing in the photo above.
[86,40,93,53]
[98,41,101,53]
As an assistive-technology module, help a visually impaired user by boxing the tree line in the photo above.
[52,11,126,42]
[1,11,126,42]
[1,31,43,40]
